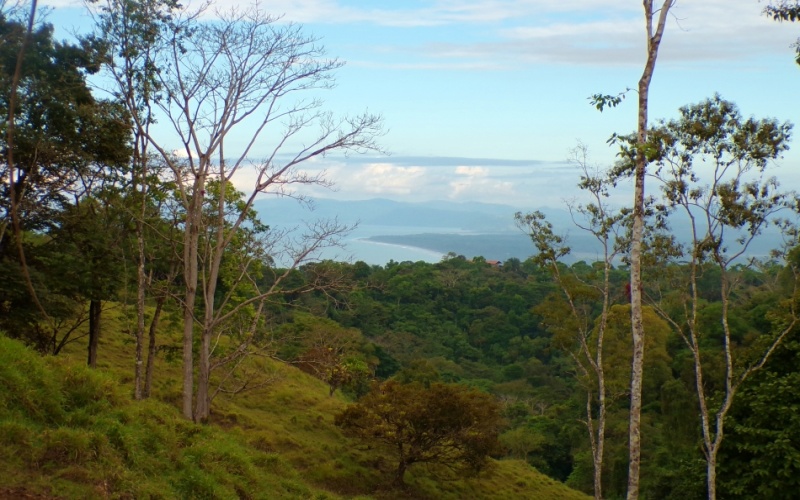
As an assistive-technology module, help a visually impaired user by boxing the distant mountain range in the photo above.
[251,197,785,264]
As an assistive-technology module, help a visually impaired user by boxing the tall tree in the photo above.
[626,4,674,497]
[1,0,41,316]
[592,3,675,496]
[86,0,180,398]
[1,7,131,353]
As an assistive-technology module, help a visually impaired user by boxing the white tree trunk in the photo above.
[627,3,672,499]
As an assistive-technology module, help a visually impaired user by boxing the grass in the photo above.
[0,314,591,499]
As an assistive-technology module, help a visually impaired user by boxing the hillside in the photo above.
[0,331,590,500]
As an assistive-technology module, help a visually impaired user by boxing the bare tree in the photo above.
[90,2,383,421]
[516,143,627,500]
[85,0,179,396]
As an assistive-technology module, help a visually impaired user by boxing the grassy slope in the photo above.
[0,316,590,500]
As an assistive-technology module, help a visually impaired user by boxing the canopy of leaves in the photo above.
[335,380,502,486]
[719,335,800,499]
[0,16,131,233]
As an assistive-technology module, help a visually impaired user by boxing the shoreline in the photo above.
[347,237,444,263]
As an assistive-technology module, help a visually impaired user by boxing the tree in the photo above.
[85,0,180,399]
[625,5,673,498]
[335,380,501,487]
[591,2,675,497]
[90,2,383,421]
[764,0,800,65]
[1,7,131,356]
[45,188,131,367]
[516,143,628,500]
[719,289,800,498]
[1,11,130,239]
[643,96,797,500]
[285,312,371,396]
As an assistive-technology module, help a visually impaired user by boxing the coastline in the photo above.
[344,237,444,265]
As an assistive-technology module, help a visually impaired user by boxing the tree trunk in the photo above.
[143,295,165,398]
[133,132,148,400]
[5,0,49,323]
[627,3,672,499]
[87,299,101,368]
[395,460,407,488]
[182,187,201,420]
[627,52,650,500]
[594,388,606,500]
[134,212,146,399]
[593,263,609,500]
[195,325,212,422]
[182,289,196,419]
[707,453,717,500]
[194,157,228,422]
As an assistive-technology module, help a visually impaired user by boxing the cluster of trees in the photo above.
[1,0,382,423]
[268,239,798,497]
[585,1,800,498]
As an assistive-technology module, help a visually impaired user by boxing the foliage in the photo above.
[641,95,797,500]
[718,331,800,498]
[0,12,132,356]
[287,313,373,396]
[587,89,631,112]
[2,1,799,496]
[0,15,131,234]
[764,0,800,64]
[335,380,502,487]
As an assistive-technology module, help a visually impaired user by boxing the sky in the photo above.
[39,0,800,209]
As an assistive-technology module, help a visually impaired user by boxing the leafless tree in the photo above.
[112,3,383,421]
[516,143,627,500]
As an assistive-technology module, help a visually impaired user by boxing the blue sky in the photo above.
[42,0,800,209]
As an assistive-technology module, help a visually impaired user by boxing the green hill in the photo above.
[0,332,590,499]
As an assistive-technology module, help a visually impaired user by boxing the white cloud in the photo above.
[449,177,516,200]
[344,163,428,196]
[454,166,488,177]
[45,0,798,67]
[448,165,517,201]
[407,3,797,67]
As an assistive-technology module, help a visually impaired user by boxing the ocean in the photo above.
[316,224,458,266]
